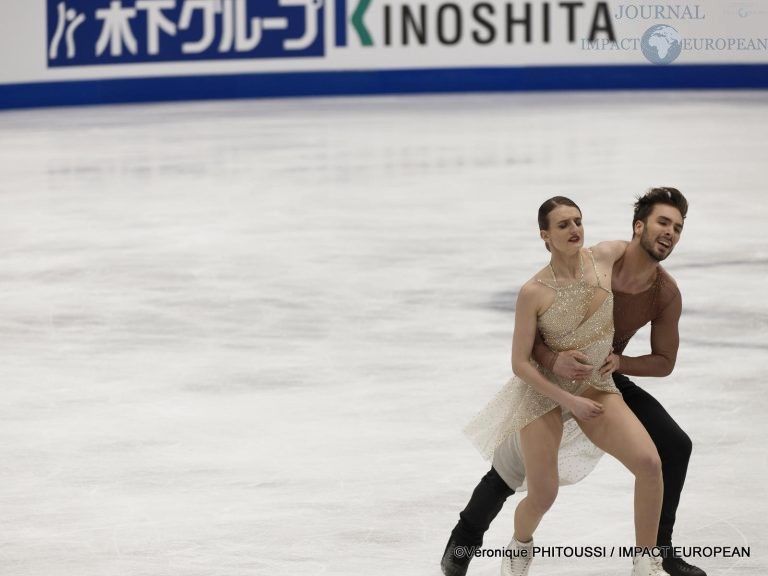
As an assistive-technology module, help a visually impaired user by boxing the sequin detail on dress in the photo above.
[464,249,620,461]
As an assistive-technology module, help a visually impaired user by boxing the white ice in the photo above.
[0,91,766,576]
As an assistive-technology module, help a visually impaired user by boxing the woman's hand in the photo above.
[564,395,604,421]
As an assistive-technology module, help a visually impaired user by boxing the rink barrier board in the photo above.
[1,64,768,110]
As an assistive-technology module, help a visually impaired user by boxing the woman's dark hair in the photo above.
[538,196,581,230]
[633,187,688,233]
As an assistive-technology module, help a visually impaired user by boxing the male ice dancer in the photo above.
[442,188,706,576]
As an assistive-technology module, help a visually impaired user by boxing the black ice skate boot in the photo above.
[661,556,707,576]
[440,536,476,576]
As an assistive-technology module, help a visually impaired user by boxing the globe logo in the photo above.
[641,25,683,65]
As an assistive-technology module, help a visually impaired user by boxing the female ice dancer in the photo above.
[464,197,665,576]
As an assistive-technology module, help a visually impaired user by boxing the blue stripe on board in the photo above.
[2,64,767,110]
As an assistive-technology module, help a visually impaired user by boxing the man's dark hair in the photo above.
[633,187,688,233]
[538,196,581,230]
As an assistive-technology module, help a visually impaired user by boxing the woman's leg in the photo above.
[576,389,663,549]
[514,408,563,542]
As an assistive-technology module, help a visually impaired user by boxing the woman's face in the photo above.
[540,205,583,253]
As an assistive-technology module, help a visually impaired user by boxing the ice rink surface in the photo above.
[0,91,766,575]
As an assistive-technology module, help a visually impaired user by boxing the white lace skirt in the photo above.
[490,415,605,492]
[463,371,618,462]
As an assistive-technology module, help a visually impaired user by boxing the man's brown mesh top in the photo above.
[533,265,681,377]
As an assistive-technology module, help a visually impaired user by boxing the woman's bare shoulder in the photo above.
[518,269,554,301]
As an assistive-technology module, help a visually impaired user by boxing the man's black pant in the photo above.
[450,373,692,549]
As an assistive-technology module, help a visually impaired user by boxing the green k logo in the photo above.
[351,0,373,46]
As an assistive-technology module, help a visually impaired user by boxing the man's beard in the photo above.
[640,228,671,262]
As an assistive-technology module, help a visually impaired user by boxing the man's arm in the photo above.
[616,291,681,377]
[530,331,593,380]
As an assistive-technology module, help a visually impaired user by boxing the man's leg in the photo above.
[441,467,515,576]
[613,373,706,576]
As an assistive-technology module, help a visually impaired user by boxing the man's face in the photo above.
[637,204,684,262]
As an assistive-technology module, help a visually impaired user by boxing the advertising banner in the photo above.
[1,1,767,107]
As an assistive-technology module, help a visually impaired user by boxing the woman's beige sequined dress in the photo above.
[464,249,621,471]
